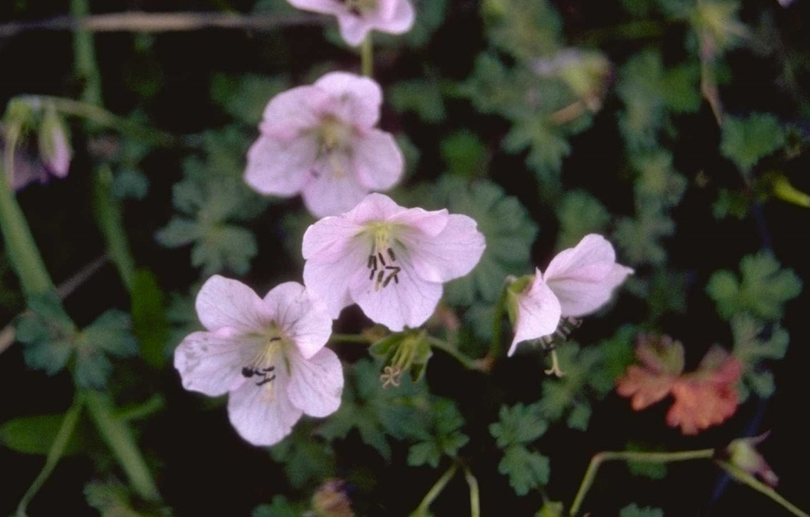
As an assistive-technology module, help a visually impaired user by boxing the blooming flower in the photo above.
[244,72,404,218]
[616,334,744,435]
[287,0,415,47]
[174,275,342,446]
[507,234,633,356]
[302,193,486,331]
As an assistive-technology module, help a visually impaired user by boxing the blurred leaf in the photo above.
[0,413,89,456]
[441,130,488,177]
[731,315,789,401]
[131,269,170,369]
[555,190,611,250]
[498,445,550,495]
[707,252,802,321]
[112,168,149,201]
[720,114,786,173]
[625,442,668,480]
[489,402,547,447]
[252,496,299,517]
[483,0,562,61]
[620,503,664,517]
[270,431,336,490]
[74,310,139,389]
[211,74,289,126]
[389,79,446,123]
[16,291,76,376]
[614,208,675,267]
[713,188,751,219]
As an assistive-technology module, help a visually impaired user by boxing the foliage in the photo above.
[489,402,550,495]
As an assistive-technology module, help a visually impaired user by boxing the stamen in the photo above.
[378,252,386,267]
[388,247,396,261]
[256,374,276,386]
[367,254,374,269]
[242,367,255,378]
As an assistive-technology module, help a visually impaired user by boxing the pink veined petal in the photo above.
[195,275,268,332]
[301,153,371,217]
[350,130,404,190]
[387,207,449,238]
[174,328,260,396]
[379,0,415,33]
[244,134,317,196]
[303,243,369,319]
[302,216,365,264]
[263,282,332,360]
[344,192,407,223]
[403,214,485,283]
[508,275,561,356]
[260,85,323,138]
[335,14,371,47]
[286,0,344,15]
[349,257,443,331]
[227,371,302,446]
[547,263,632,317]
[287,346,344,417]
[314,72,382,128]
[543,234,617,283]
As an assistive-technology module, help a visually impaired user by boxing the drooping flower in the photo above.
[38,105,72,178]
[725,432,779,487]
[287,0,415,47]
[302,193,486,331]
[244,71,404,218]
[616,334,744,435]
[507,234,633,356]
[174,275,342,446]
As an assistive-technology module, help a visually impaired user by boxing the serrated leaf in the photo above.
[720,114,786,173]
[499,445,550,495]
[555,190,611,250]
[489,403,547,447]
[389,79,446,123]
[270,431,336,489]
[211,73,289,126]
[0,413,90,456]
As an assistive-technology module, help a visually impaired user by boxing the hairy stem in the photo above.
[463,466,480,517]
[716,461,810,517]
[93,165,135,291]
[361,33,373,78]
[412,463,458,516]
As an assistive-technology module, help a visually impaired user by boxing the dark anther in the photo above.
[376,270,385,284]
[242,367,255,378]
[369,268,375,280]
[378,252,386,267]
[367,254,374,269]
[269,337,281,342]
[260,366,275,373]
[388,248,396,261]
[256,374,276,386]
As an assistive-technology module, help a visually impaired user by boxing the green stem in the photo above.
[361,33,373,78]
[412,463,458,517]
[463,466,480,517]
[716,461,810,517]
[93,165,135,291]
[426,336,486,371]
[0,128,56,297]
[15,395,84,517]
[84,390,161,501]
[18,95,175,146]
[330,333,373,344]
[579,20,667,45]
[489,283,510,359]
[568,449,715,516]
[71,0,102,107]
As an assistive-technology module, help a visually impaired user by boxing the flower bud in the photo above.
[37,105,72,177]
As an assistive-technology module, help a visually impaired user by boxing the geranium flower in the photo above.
[174,275,343,446]
[616,334,744,435]
[287,0,415,47]
[302,193,486,331]
[725,433,779,487]
[244,71,404,218]
[507,234,632,356]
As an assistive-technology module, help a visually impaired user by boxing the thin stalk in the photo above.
[84,390,161,501]
[412,463,458,517]
[426,336,486,371]
[361,33,373,77]
[716,461,810,517]
[93,165,135,291]
[71,0,102,107]
[568,449,715,516]
[330,333,373,344]
[463,466,480,517]
[489,283,509,359]
[15,395,84,517]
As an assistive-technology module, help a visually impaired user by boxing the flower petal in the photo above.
[286,0,343,15]
[387,207,449,238]
[260,85,324,139]
[287,346,344,417]
[244,134,318,196]
[404,214,485,283]
[350,130,404,190]
[335,14,371,47]
[301,154,371,217]
[378,0,415,33]
[349,257,443,330]
[344,192,407,223]
[227,374,302,446]
[263,282,332,360]
[314,72,382,127]
[195,275,268,332]
[302,216,365,264]
[508,275,561,356]
[303,243,369,319]
[174,329,259,396]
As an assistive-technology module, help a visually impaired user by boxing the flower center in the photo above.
[336,0,378,16]
[242,328,286,390]
[366,224,402,291]
[318,117,352,153]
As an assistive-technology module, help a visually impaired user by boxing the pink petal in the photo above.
[350,130,404,190]
[508,275,561,356]
[303,244,369,319]
[244,134,317,196]
[302,216,365,264]
[349,257,443,330]
[403,214,485,283]
[195,275,268,332]
[344,192,407,223]
[335,14,371,47]
[314,72,382,128]
[260,86,324,139]
[227,371,302,446]
[387,207,449,238]
[174,329,259,396]
[263,282,332,360]
[379,0,415,33]
[549,264,632,317]
[301,153,371,217]
[287,346,344,417]
[287,0,343,15]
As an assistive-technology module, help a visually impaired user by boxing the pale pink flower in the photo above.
[287,0,415,46]
[508,234,632,356]
[244,72,404,218]
[38,106,72,178]
[302,193,486,331]
[174,275,342,446]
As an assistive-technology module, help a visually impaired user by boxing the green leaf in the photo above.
[270,431,336,490]
[440,130,488,177]
[16,292,76,376]
[614,208,675,267]
[211,73,289,126]
[555,190,611,250]
[407,399,469,467]
[720,114,786,173]
[131,269,170,368]
[483,0,562,61]
[489,403,547,447]
[731,315,790,400]
[499,445,550,495]
[0,413,90,456]
[619,503,664,517]
[389,79,447,123]
[252,496,299,517]
[707,252,802,321]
